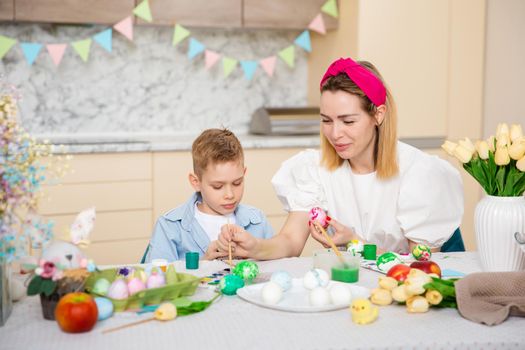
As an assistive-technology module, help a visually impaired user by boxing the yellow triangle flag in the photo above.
[72,39,92,62]
[322,0,339,18]
[0,35,17,59]
[134,0,153,22]
[222,57,237,78]
[278,46,295,68]
[172,24,191,46]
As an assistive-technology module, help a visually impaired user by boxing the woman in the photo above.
[218,57,464,259]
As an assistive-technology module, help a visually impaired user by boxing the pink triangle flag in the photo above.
[114,16,133,41]
[260,56,277,77]
[308,14,326,35]
[204,50,220,69]
[46,44,67,66]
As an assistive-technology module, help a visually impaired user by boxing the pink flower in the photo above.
[40,261,57,279]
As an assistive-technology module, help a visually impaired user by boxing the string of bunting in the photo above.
[0,0,339,80]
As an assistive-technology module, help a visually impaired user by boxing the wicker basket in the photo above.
[84,268,200,312]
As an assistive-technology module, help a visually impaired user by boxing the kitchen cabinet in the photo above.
[243,0,338,30]
[136,0,242,28]
[14,0,135,25]
[0,0,14,21]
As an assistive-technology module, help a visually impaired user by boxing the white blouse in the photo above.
[271,141,464,253]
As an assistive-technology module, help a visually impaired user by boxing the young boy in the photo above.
[145,128,274,262]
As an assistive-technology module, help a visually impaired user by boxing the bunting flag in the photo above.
[222,57,237,78]
[72,39,92,62]
[46,44,66,66]
[93,29,113,52]
[0,35,16,59]
[114,17,133,41]
[240,60,258,80]
[278,45,295,68]
[204,50,220,69]
[20,43,42,65]
[187,38,205,60]
[322,0,339,18]
[133,0,153,22]
[294,30,311,52]
[172,24,190,46]
[260,56,276,77]
[308,14,326,34]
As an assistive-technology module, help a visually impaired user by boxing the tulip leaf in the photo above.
[495,166,506,195]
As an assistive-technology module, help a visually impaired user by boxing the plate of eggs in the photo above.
[236,269,370,313]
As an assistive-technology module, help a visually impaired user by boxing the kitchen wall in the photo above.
[0,24,307,135]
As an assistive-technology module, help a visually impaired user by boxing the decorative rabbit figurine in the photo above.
[514,232,525,254]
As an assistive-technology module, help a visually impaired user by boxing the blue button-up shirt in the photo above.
[145,193,274,262]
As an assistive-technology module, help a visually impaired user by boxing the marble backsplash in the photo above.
[0,24,308,136]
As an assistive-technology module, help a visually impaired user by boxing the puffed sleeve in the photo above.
[271,149,328,212]
[397,154,464,248]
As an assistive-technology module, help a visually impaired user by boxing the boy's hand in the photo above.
[203,240,229,260]
[218,224,259,259]
[309,217,356,248]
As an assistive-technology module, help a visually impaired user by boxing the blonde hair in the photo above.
[320,61,398,179]
[191,128,244,178]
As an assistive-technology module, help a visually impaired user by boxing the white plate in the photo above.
[236,278,370,313]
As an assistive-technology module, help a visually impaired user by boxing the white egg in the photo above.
[329,284,352,305]
[309,287,331,307]
[303,269,330,290]
[270,271,292,291]
[261,281,283,305]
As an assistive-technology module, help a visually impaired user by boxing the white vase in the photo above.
[475,195,525,271]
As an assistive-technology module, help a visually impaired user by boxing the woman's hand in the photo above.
[217,224,260,259]
[310,217,356,248]
[203,240,229,260]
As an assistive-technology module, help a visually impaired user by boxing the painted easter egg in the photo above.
[346,239,364,256]
[219,275,245,296]
[309,207,329,228]
[94,297,114,321]
[146,272,166,289]
[127,277,146,295]
[411,244,432,261]
[376,252,404,272]
[270,271,292,291]
[303,269,329,290]
[92,278,111,296]
[233,261,259,281]
[107,279,129,300]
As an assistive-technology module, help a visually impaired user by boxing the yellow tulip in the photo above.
[453,144,474,164]
[458,137,476,154]
[391,285,409,303]
[425,290,443,305]
[508,141,525,160]
[406,296,430,313]
[475,140,489,160]
[370,288,393,306]
[441,140,457,156]
[494,146,511,166]
[510,124,523,142]
[487,135,496,152]
[496,123,509,138]
[517,156,525,172]
[404,269,432,296]
[496,133,510,148]
[378,276,398,291]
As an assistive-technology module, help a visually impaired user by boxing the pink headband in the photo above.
[320,57,386,106]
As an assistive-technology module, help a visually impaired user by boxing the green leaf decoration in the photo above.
[27,275,43,296]
[175,293,221,316]
[41,279,57,296]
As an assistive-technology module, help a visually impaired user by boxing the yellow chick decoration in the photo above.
[350,298,379,325]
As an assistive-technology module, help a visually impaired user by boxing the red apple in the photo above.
[409,261,442,278]
[386,264,411,281]
[55,292,98,333]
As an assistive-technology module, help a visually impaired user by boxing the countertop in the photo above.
[35,132,321,154]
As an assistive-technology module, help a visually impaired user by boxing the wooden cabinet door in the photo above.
[136,0,242,27]
[15,0,135,24]
[0,0,14,21]
[243,0,338,30]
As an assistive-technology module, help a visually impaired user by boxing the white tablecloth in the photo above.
[1,252,524,350]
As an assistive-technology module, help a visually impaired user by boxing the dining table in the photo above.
[1,252,523,350]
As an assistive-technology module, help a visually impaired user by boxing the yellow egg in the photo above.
[154,302,177,321]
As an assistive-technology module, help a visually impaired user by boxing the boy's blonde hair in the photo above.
[192,128,244,178]
[320,61,398,180]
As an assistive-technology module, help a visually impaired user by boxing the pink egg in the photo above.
[147,273,166,289]
[127,277,146,295]
[309,207,329,228]
[107,279,129,300]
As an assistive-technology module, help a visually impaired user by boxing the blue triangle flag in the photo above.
[20,42,43,65]
[188,38,205,60]
[240,60,258,80]
[294,30,311,52]
[93,29,113,52]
